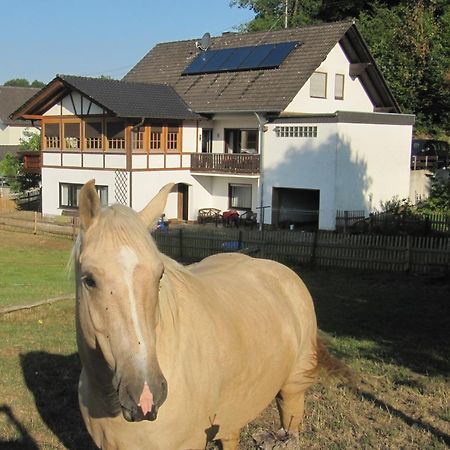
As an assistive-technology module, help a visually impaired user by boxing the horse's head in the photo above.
[75,180,176,422]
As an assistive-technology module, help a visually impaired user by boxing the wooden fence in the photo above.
[336,210,450,236]
[1,212,449,274]
[153,227,450,274]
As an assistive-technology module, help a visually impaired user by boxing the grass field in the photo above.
[0,230,449,449]
[0,230,73,309]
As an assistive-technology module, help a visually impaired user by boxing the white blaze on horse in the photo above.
[74,180,324,450]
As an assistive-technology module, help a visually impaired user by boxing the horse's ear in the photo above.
[139,183,177,227]
[79,179,100,231]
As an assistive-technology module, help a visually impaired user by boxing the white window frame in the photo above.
[310,71,327,99]
[335,73,345,100]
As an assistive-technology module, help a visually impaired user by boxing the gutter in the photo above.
[254,112,268,231]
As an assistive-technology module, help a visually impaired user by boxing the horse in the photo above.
[74,180,322,450]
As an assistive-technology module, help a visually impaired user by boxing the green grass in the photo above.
[0,230,449,449]
[0,230,73,309]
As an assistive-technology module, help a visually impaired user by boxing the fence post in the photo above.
[310,231,318,265]
[179,228,183,259]
[33,211,37,235]
[405,235,411,272]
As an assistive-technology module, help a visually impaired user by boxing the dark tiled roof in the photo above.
[0,86,40,125]
[11,75,199,121]
[58,75,199,120]
[123,21,399,114]
[124,21,354,113]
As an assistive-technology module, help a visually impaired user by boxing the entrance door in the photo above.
[177,184,189,221]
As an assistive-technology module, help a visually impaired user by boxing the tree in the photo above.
[3,78,45,88]
[19,129,41,151]
[0,153,21,192]
[230,0,450,137]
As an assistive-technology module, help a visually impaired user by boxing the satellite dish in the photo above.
[196,32,211,51]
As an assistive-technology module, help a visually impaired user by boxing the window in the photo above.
[229,184,252,210]
[275,126,317,138]
[150,126,162,151]
[106,121,125,150]
[60,183,108,209]
[131,126,145,151]
[225,129,258,154]
[335,74,345,100]
[310,72,327,98]
[63,122,81,149]
[202,129,213,153]
[44,122,60,149]
[167,126,180,152]
[85,121,103,150]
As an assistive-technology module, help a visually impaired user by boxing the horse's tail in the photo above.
[316,335,355,386]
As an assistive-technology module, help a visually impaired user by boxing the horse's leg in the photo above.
[276,387,305,439]
[219,430,239,450]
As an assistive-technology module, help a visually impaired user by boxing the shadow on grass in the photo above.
[301,270,450,376]
[357,389,450,447]
[0,405,39,449]
[20,352,96,450]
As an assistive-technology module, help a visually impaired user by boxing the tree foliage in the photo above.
[19,129,41,151]
[230,0,450,137]
[3,78,45,88]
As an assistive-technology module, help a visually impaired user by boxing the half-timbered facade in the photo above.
[12,21,414,229]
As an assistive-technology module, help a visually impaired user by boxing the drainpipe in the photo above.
[254,112,267,231]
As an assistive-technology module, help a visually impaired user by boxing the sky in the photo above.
[1,0,255,85]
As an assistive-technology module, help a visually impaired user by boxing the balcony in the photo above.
[191,153,260,175]
[21,152,42,174]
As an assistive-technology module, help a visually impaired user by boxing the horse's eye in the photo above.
[82,275,96,289]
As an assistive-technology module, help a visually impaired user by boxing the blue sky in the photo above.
[1,0,255,85]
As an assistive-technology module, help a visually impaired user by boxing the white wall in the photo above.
[284,43,374,114]
[182,120,199,153]
[44,92,104,116]
[262,118,412,229]
[336,122,412,213]
[263,122,338,229]
[131,171,210,221]
[0,123,38,146]
[41,168,118,216]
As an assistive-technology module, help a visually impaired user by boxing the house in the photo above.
[0,86,40,160]
[11,21,414,229]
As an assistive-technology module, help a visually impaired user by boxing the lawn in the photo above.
[0,230,449,449]
[0,229,73,309]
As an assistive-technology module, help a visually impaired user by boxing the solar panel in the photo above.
[259,41,298,68]
[183,51,217,74]
[220,46,255,72]
[182,41,298,75]
[200,48,235,73]
[238,44,274,70]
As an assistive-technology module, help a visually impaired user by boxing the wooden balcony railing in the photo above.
[191,153,260,175]
[21,152,42,173]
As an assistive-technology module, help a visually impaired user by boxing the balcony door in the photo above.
[224,129,258,154]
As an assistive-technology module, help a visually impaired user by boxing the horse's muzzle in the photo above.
[119,377,167,422]
[121,403,160,422]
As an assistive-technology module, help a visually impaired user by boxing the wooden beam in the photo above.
[21,114,44,120]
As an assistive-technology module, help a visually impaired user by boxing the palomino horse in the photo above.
[75,180,320,450]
